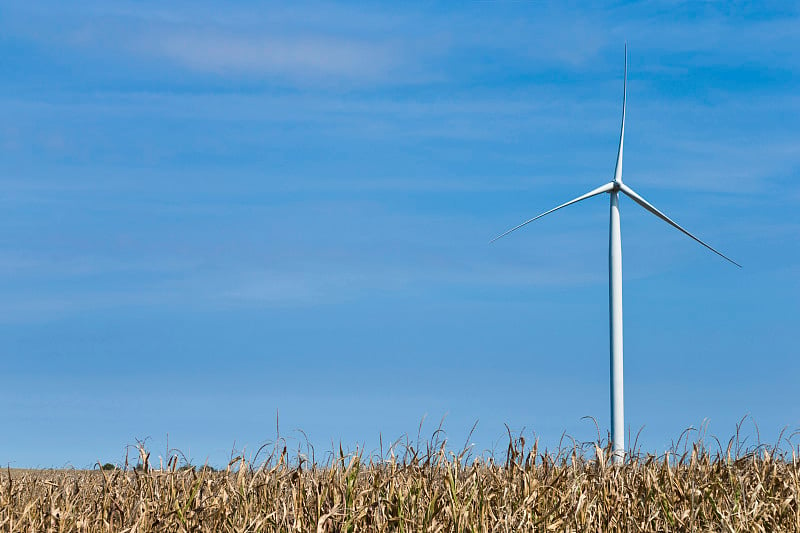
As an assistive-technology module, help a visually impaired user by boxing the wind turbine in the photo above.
[490,46,740,462]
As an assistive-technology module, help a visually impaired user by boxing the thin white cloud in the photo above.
[141,32,403,82]
[630,138,800,194]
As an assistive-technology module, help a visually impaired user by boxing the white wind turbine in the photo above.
[490,46,740,462]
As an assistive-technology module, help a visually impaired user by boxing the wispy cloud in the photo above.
[0,259,603,323]
[631,140,800,194]
[137,32,405,83]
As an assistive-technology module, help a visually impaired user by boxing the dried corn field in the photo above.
[2,436,799,532]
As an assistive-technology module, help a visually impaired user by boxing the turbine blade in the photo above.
[490,182,614,243]
[618,182,741,267]
[613,44,627,183]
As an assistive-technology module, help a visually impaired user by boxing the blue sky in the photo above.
[1,1,798,467]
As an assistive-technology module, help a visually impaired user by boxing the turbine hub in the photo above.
[611,181,621,192]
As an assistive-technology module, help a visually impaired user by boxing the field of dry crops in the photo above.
[2,434,799,532]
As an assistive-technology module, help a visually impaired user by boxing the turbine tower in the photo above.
[491,45,740,462]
